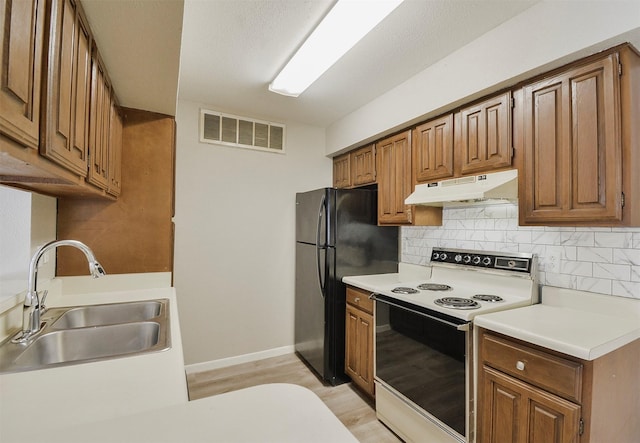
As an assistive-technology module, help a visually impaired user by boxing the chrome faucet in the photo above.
[13,240,106,343]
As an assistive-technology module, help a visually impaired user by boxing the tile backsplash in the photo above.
[401,204,640,299]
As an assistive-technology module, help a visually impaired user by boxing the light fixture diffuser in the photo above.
[269,0,404,97]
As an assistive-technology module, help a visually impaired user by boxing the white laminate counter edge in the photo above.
[474,286,640,360]
[30,383,359,443]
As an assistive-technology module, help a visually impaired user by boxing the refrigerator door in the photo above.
[295,188,328,246]
[294,241,327,376]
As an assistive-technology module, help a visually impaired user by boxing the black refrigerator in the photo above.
[295,187,398,385]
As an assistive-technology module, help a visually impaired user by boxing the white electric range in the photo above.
[345,247,538,443]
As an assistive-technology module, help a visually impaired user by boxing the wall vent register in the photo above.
[200,108,285,153]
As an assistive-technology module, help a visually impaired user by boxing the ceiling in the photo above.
[82,0,540,125]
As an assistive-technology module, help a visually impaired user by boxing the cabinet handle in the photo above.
[354,297,360,303]
[516,361,526,371]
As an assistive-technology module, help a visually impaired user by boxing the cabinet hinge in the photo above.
[622,192,625,208]
[618,62,623,77]
[579,418,584,436]
[510,97,515,108]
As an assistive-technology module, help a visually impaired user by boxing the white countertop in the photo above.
[21,383,358,443]
[474,286,640,360]
[0,275,188,440]
[343,262,431,292]
[1,274,357,443]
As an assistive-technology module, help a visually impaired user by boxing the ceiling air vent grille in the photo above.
[200,109,285,154]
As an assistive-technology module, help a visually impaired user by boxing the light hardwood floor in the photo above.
[187,353,402,443]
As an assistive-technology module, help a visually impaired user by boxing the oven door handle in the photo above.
[370,293,470,331]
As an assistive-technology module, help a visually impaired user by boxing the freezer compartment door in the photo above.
[295,241,327,376]
[296,188,329,245]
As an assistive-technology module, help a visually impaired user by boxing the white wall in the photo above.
[0,186,56,299]
[402,205,640,299]
[173,99,330,365]
[326,1,640,154]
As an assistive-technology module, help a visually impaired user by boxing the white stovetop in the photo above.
[474,286,640,360]
[343,263,537,321]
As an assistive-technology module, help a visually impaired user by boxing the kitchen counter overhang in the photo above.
[19,383,358,443]
[474,285,640,360]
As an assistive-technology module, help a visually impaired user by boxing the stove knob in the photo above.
[472,256,481,265]
[463,255,471,264]
[432,252,440,260]
[482,257,492,266]
[455,254,462,263]
[440,253,448,261]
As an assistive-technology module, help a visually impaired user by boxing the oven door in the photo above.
[373,293,472,442]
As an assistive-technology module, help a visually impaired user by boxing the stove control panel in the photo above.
[431,248,533,274]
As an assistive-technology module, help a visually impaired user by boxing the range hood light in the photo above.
[405,169,518,207]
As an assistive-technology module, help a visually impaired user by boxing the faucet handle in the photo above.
[39,290,49,311]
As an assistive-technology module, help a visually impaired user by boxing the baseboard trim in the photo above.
[184,345,295,375]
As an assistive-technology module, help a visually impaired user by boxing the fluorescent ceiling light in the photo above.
[269,0,404,97]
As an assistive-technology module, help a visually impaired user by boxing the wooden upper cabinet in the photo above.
[40,0,92,177]
[0,0,45,150]
[377,130,413,225]
[458,91,512,175]
[88,54,111,190]
[520,53,622,224]
[108,102,123,197]
[351,144,376,186]
[413,113,454,183]
[333,153,351,188]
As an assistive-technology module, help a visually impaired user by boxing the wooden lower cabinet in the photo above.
[477,328,640,443]
[482,366,580,443]
[345,286,374,397]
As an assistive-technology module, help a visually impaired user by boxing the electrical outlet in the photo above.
[41,251,49,264]
[546,251,560,273]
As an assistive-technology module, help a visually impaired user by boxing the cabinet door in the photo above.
[345,305,359,379]
[345,304,374,397]
[333,153,351,188]
[351,144,376,186]
[521,54,622,224]
[108,103,123,197]
[481,366,581,443]
[87,56,111,190]
[413,114,454,182]
[377,130,413,225]
[0,0,45,149]
[459,92,512,175]
[41,0,91,177]
[356,309,374,395]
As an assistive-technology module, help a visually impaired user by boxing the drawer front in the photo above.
[346,287,373,314]
[482,333,583,403]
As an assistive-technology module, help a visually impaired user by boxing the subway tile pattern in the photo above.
[401,204,640,299]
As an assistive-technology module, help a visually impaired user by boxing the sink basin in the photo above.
[0,298,170,374]
[15,322,163,368]
[51,300,163,329]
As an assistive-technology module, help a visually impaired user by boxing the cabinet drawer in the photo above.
[346,287,373,314]
[482,333,583,403]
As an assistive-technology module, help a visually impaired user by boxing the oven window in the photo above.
[376,302,466,437]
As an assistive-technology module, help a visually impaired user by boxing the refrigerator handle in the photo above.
[316,193,326,296]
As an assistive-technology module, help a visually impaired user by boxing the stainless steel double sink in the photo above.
[0,299,170,374]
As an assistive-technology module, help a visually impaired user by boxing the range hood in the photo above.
[405,169,518,207]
